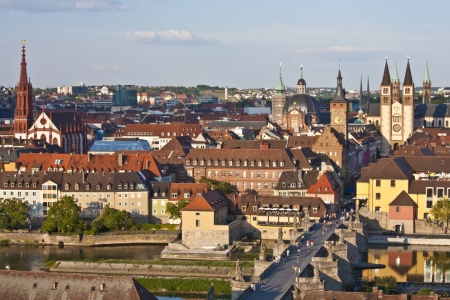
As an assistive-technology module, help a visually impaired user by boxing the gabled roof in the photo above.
[169,183,208,201]
[389,190,417,207]
[0,270,157,300]
[181,189,230,211]
[287,136,319,148]
[358,157,413,182]
[159,136,192,154]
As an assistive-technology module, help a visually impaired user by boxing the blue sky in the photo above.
[1,0,449,90]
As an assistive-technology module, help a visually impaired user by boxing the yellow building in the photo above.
[356,156,450,233]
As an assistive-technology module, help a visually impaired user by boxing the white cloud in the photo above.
[126,30,218,45]
[295,46,389,54]
[0,0,128,12]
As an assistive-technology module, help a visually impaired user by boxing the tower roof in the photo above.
[403,58,413,86]
[18,41,28,89]
[424,61,431,84]
[331,69,346,103]
[297,65,306,85]
[381,59,391,86]
[392,61,399,84]
[275,64,285,94]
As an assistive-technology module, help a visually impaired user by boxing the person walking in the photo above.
[311,239,314,247]
[308,246,311,253]
[306,240,309,247]
[287,249,290,257]
[301,235,305,242]
[261,283,265,293]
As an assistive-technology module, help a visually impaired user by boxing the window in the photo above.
[85,194,89,198]
[376,193,381,200]
[207,171,211,177]
[324,187,328,192]
[137,193,141,198]
[161,209,165,214]
[250,182,254,189]
[426,187,433,209]
[272,172,275,178]
[229,171,232,177]
[137,201,141,206]
[131,202,135,206]
[243,171,246,178]
[424,213,429,219]
[236,171,240,177]
[257,172,261,178]
[118,194,122,198]
[253,206,257,211]
[391,180,395,187]
[118,202,122,207]
[317,187,321,192]
[153,209,157,214]
[242,206,246,211]
[215,171,218,177]
[131,210,135,215]
[86,202,90,207]
[264,172,268,178]
[196,220,200,227]
[437,188,444,200]
[107,193,111,198]
[250,172,253,178]
[222,171,225,177]
[375,206,381,212]
[264,182,268,189]
[396,207,401,213]
[376,180,381,187]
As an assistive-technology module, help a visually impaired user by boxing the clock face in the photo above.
[335,116,342,124]
[394,106,400,111]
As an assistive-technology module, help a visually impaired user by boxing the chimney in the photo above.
[145,160,149,169]
[99,283,105,291]
[52,282,57,290]
[260,142,269,150]
[136,153,139,157]
[118,154,123,167]
[82,173,85,183]
[39,152,42,155]
[88,153,91,162]
[321,161,326,171]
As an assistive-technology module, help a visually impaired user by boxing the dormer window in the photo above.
[65,184,69,190]
[107,184,111,190]
[222,160,226,166]
[33,183,36,188]
[26,183,29,187]
[172,193,178,198]
[229,161,233,166]
[124,184,128,189]
[258,161,262,167]
[75,184,79,190]
[18,183,22,187]
[207,160,211,166]
[265,161,269,167]
[273,162,276,167]
[236,160,240,166]
[280,162,284,167]
[251,161,255,166]
[162,192,165,197]
[186,160,190,166]
[193,160,197,166]
[214,160,218,166]
[282,183,286,188]
[200,160,204,165]
[161,132,164,136]
[154,192,157,196]
[130,184,133,189]
[184,192,190,198]
[96,185,100,190]
[86,185,89,191]
[291,183,296,188]
[244,161,248,166]
[118,185,122,189]
[10,183,14,188]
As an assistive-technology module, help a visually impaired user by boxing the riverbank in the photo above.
[0,231,180,246]
[368,236,450,246]
[136,278,231,296]
[49,260,253,278]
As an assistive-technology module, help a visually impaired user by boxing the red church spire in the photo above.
[14,39,34,139]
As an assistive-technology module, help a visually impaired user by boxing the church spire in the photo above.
[275,63,285,95]
[19,39,28,89]
[392,61,400,84]
[403,57,413,86]
[381,58,391,86]
[359,76,363,108]
[424,61,431,84]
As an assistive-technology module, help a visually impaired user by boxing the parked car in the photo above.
[383,230,396,235]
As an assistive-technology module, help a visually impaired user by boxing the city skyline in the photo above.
[1,0,449,89]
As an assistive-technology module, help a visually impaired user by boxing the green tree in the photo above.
[166,199,191,230]
[101,205,134,231]
[374,276,397,294]
[427,196,450,229]
[417,288,430,295]
[0,198,30,230]
[199,176,232,194]
[41,196,83,233]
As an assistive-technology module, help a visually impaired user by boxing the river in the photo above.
[362,245,450,283]
[0,244,234,299]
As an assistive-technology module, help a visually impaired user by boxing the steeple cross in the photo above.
[22,38,25,46]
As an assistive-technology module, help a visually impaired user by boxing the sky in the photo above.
[1,0,449,90]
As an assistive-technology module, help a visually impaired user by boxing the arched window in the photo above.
[40,134,46,142]
[393,114,401,122]
[52,137,58,145]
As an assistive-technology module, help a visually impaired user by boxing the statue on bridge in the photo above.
[313,264,321,283]
[234,259,244,282]
[356,204,360,222]
[348,216,353,231]
[339,229,345,245]
[277,227,283,242]
[292,215,297,231]
[259,242,266,261]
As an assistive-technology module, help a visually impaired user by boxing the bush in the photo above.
[84,230,95,236]
[417,288,430,295]
[0,239,9,246]
[374,276,397,294]
[136,278,231,295]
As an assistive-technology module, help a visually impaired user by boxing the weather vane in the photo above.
[22,38,25,46]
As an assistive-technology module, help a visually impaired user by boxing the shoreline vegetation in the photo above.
[49,258,254,268]
[135,278,231,296]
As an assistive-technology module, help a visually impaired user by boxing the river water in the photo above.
[0,244,233,299]
[362,245,450,283]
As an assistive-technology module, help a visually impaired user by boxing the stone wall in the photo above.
[252,259,274,281]
[230,279,250,300]
[0,232,179,246]
[182,219,242,249]
[53,261,253,278]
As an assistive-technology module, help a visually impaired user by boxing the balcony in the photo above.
[256,207,304,226]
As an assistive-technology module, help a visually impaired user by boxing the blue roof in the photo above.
[89,140,152,152]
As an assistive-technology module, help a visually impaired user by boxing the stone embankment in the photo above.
[368,237,450,246]
[51,261,253,278]
[0,231,180,246]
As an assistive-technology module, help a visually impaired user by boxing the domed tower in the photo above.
[271,63,286,125]
[392,61,400,103]
[297,65,306,94]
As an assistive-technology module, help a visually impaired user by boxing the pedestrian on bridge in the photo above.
[287,249,290,257]
[311,239,314,247]
[261,283,265,293]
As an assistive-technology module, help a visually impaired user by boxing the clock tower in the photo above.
[330,69,348,143]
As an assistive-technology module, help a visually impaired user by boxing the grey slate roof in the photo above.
[209,121,268,129]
